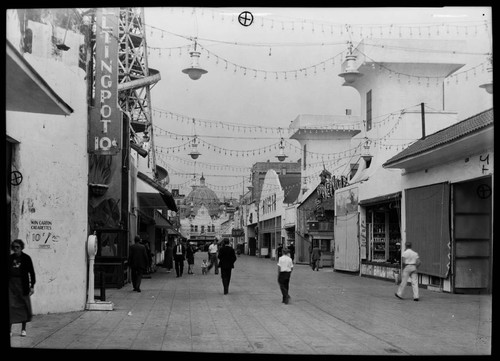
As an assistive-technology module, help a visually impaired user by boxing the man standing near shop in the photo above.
[129,235,149,292]
[395,242,421,301]
[288,242,295,261]
[276,243,283,259]
[218,238,237,295]
[277,247,293,304]
[311,244,322,271]
[173,238,186,278]
[207,239,219,275]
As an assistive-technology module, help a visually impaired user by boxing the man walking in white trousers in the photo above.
[395,242,421,301]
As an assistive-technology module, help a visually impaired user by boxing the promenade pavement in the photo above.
[9,252,492,355]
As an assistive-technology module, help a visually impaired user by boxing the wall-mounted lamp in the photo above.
[338,41,363,84]
[182,39,208,80]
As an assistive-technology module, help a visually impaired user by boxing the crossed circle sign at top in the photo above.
[238,11,254,26]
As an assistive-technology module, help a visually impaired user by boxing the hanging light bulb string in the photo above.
[158,153,251,172]
[146,9,490,41]
[152,108,363,133]
[195,41,348,78]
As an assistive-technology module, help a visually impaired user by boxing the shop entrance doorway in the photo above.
[453,176,492,294]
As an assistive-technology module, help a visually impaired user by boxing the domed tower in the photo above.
[183,174,221,218]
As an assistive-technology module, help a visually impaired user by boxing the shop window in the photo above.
[350,163,359,180]
[100,233,119,257]
[429,276,441,286]
[367,204,401,263]
[320,239,331,252]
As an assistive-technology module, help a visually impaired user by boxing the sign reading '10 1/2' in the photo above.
[88,8,121,155]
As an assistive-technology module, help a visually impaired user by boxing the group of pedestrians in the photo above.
[166,237,237,294]
[8,235,421,339]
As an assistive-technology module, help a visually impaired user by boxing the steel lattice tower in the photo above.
[117,7,160,176]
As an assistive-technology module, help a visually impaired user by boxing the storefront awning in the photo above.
[138,192,171,214]
[137,171,178,212]
[136,207,155,225]
[153,209,173,228]
[6,40,73,115]
[358,192,401,206]
[167,228,183,236]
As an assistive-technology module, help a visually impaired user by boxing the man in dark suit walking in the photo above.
[129,235,149,292]
[217,238,237,295]
[173,238,186,277]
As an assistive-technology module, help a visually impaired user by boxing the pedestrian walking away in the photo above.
[395,242,421,301]
[207,239,219,275]
[277,247,293,304]
[173,237,186,277]
[186,242,197,274]
[288,242,295,261]
[163,240,173,273]
[9,239,36,337]
[311,245,322,271]
[217,238,237,295]
[141,239,153,274]
[129,235,149,292]
[276,243,283,259]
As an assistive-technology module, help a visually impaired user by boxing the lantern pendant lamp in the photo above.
[188,136,201,160]
[275,138,288,162]
[182,38,208,80]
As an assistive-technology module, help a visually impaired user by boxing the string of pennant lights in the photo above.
[151,108,362,134]
[147,8,490,40]
[158,153,251,172]
[151,104,423,163]
[95,12,491,86]
[146,39,490,84]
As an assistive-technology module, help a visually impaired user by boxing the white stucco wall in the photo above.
[259,169,286,222]
[401,150,494,191]
[7,15,89,313]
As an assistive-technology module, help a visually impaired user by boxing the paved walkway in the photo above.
[9,253,491,355]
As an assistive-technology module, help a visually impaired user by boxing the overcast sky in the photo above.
[142,7,492,197]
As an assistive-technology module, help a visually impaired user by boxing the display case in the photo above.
[371,222,387,261]
[388,223,401,263]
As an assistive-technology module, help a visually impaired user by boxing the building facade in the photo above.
[7,9,88,313]
[333,38,479,278]
[179,175,232,245]
[257,169,301,259]
[384,109,493,293]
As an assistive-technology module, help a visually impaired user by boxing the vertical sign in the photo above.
[88,8,121,155]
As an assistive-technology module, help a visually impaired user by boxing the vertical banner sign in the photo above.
[89,8,121,155]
